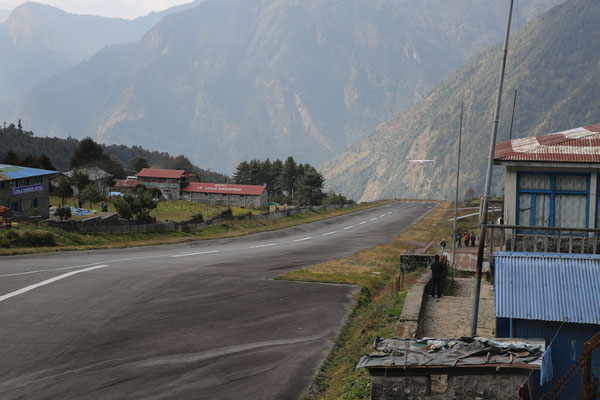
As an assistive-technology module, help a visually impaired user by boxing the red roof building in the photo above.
[494,123,600,164]
[183,182,266,196]
[495,123,600,231]
[183,183,267,208]
[112,178,139,192]
[135,168,194,200]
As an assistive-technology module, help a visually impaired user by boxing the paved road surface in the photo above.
[0,201,436,399]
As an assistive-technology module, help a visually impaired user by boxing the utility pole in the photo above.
[471,0,514,337]
[451,101,464,283]
[509,89,518,140]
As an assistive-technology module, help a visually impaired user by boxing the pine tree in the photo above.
[233,161,250,184]
[2,150,19,165]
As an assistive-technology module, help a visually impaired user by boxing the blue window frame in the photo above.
[31,198,38,208]
[516,172,590,228]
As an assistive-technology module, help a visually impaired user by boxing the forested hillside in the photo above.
[6,0,562,174]
[322,0,600,201]
[0,123,227,182]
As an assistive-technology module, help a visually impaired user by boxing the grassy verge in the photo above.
[50,197,258,222]
[276,201,468,400]
[0,200,395,255]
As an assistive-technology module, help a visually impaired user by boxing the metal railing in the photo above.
[485,224,600,258]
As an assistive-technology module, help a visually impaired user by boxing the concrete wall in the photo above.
[371,372,530,400]
[0,175,51,218]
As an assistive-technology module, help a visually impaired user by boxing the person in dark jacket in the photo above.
[430,254,444,298]
[470,232,476,247]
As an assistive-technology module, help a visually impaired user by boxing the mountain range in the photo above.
[322,0,600,201]
[4,0,563,174]
[0,1,200,100]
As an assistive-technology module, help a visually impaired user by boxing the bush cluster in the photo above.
[0,230,57,248]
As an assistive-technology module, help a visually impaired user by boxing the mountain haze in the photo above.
[0,9,9,23]
[322,0,600,201]
[8,0,563,174]
[0,1,200,100]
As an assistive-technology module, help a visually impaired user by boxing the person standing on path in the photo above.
[440,239,447,253]
[464,232,470,247]
[470,232,476,247]
[430,255,444,298]
[456,232,462,248]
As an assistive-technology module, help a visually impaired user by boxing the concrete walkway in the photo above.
[420,278,495,338]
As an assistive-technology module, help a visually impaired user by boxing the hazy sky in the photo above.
[0,0,193,19]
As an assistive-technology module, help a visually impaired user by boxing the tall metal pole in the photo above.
[509,89,518,140]
[451,101,464,283]
[470,0,514,337]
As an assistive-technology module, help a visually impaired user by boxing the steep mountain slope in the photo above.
[8,0,562,174]
[0,1,199,100]
[322,0,600,201]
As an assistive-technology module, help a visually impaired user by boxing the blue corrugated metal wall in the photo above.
[497,318,600,399]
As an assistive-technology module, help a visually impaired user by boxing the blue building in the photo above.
[0,164,58,218]
[495,251,600,399]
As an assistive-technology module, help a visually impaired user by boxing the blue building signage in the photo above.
[12,184,43,196]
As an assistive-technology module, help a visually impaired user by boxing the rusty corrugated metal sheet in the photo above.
[495,252,600,324]
[136,168,191,179]
[494,125,600,163]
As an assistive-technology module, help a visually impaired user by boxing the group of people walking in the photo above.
[457,231,476,247]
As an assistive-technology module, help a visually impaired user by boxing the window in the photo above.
[38,176,43,184]
[517,172,589,228]
[11,201,19,212]
[31,199,38,208]
[0,181,4,190]
[23,178,29,186]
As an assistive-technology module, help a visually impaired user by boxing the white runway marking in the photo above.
[0,261,104,278]
[359,221,367,225]
[370,217,377,221]
[387,212,392,215]
[380,214,385,217]
[170,250,220,258]
[344,226,354,230]
[0,265,110,303]
[293,237,312,242]
[249,243,278,249]
[322,231,337,236]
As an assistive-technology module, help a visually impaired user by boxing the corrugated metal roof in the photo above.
[495,252,600,324]
[183,182,266,196]
[113,179,139,188]
[0,164,58,181]
[494,124,600,163]
[136,168,192,179]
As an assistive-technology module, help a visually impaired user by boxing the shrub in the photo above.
[21,231,57,247]
[55,206,72,220]
[190,212,204,223]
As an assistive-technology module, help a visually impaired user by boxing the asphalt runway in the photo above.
[0,201,436,399]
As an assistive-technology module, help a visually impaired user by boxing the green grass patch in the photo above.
[50,196,258,222]
[276,201,463,400]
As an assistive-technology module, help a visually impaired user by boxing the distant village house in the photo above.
[0,164,58,218]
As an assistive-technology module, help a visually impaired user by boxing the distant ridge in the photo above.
[0,1,201,100]
[322,0,600,201]
[7,0,563,174]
